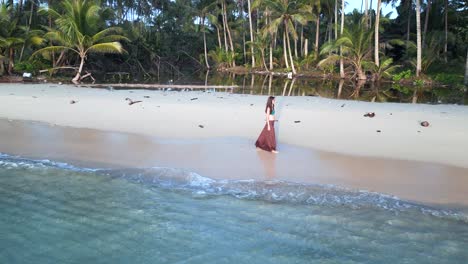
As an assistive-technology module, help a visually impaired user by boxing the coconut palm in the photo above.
[415,0,422,76]
[33,0,128,83]
[374,0,382,67]
[0,3,23,75]
[319,19,374,80]
[257,0,314,75]
[366,57,400,80]
[247,0,255,68]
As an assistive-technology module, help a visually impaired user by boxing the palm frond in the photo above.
[94,35,130,44]
[318,54,341,67]
[86,42,124,54]
[32,46,77,58]
[92,27,125,42]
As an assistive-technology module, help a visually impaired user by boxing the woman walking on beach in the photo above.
[255,96,278,153]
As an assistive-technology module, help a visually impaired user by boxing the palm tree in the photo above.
[320,19,374,80]
[374,0,382,67]
[33,0,128,83]
[196,0,213,69]
[260,0,313,75]
[465,49,468,86]
[415,0,422,76]
[312,0,321,60]
[0,3,23,75]
[444,0,448,62]
[247,0,255,68]
[339,0,344,78]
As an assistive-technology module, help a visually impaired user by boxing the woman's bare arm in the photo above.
[266,107,271,131]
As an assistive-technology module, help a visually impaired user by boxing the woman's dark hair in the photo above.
[265,96,275,114]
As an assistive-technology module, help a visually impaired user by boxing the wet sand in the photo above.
[1,83,468,168]
[1,119,468,208]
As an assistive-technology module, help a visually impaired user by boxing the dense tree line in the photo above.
[0,0,467,85]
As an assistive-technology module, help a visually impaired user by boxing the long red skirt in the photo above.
[255,121,277,152]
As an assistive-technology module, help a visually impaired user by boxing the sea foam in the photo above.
[1,153,466,223]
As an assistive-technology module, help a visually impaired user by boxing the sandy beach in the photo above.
[1,83,468,207]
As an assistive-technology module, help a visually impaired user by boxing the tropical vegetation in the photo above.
[0,0,466,86]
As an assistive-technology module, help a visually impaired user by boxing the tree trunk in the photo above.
[334,0,338,40]
[283,31,290,69]
[464,49,468,86]
[364,0,369,29]
[19,0,35,62]
[0,61,5,76]
[49,0,56,67]
[444,0,448,62]
[422,0,431,47]
[315,16,320,59]
[202,16,210,69]
[337,79,344,98]
[216,26,223,50]
[375,0,381,67]
[8,48,15,75]
[223,1,236,67]
[72,56,86,84]
[304,38,308,57]
[356,62,366,80]
[294,22,298,58]
[269,40,274,70]
[261,49,268,71]
[406,0,412,51]
[285,23,296,75]
[240,0,246,64]
[412,88,418,104]
[222,3,229,53]
[300,26,304,56]
[340,0,345,78]
[247,0,255,67]
[416,0,422,77]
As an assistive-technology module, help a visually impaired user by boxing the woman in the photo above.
[255,96,278,153]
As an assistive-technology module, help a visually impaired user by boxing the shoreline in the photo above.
[1,83,468,207]
[1,118,468,209]
[1,83,467,168]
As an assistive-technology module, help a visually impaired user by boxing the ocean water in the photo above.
[1,154,467,264]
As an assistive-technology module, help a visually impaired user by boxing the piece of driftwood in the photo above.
[88,83,239,89]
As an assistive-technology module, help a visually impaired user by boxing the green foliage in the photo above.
[392,70,412,82]
[365,57,401,80]
[14,60,48,74]
[434,73,464,85]
[319,18,374,79]
[33,0,128,81]
[414,79,425,87]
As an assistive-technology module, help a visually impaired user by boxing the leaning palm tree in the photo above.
[33,0,128,83]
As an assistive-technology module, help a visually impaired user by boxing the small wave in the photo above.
[1,154,467,222]
[97,167,468,222]
[0,153,98,172]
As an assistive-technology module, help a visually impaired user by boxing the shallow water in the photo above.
[1,155,468,263]
[102,72,468,105]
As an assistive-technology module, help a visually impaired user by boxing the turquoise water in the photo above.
[1,155,467,263]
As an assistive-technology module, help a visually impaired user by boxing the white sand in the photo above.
[1,83,467,168]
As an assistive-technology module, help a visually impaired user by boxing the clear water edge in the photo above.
[1,153,467,263]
